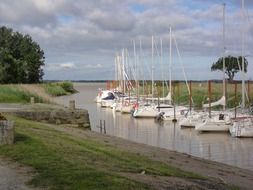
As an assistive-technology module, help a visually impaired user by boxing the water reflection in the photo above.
[54,83,253,171]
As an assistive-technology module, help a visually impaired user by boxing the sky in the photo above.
[0,0,252,81]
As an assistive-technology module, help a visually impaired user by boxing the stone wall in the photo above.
[13,104,90,128]
[0,120,14,145]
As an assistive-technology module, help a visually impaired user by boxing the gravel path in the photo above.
[0,159,37,190]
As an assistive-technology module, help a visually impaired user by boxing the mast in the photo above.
[241,0,245,109]
[122,48,125,94]
[139,38,144,96]
[160,37,164,98]
[151,35,154,98]
[222,3,226,111]
[169,26,172,102]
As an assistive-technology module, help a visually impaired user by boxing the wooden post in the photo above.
[208,80,211,118]
[234,82,237,119]
[248,80,250,101]
[189,81,192,112]
[225,79,227,109]
[69,100,75,110]
[30,97,35,104]
[103,120,106,134]
[100,120,102,133]
[177,82,180,103]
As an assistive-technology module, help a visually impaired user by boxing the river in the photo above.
[55,82,253,171]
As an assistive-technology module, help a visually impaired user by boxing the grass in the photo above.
[42,81,76,96]
[0,116,203,190]
[130,80,253,109]
[0,85,43,103]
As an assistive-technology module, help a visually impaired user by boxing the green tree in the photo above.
[211,55,248,81]
[0,26,45,83]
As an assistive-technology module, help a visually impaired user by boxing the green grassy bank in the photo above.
[42,81,77,96]
[0,81,76,103]
[0,116,203,190]
[0,85,43,103]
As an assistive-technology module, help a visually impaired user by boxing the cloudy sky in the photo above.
[0,0,252,80]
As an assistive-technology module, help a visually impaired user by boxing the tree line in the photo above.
[0,26,45,83]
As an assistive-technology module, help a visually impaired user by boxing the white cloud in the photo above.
[45,62,76,71]
[83,64,103,69]
[0,0,252,80]
[60,63,76,69]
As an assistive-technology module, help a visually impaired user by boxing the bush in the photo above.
[58,81,76,93]
[43,83,67,96]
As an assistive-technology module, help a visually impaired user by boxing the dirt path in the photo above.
[0,158,38,190]
[47,124,253,190]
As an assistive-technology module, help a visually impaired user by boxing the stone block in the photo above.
[0,120,14,145]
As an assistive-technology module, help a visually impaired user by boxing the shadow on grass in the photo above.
[14,133,30,143]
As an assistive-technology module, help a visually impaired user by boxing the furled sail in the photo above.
[203,96,226,108]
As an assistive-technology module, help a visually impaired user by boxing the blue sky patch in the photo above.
[129,3,147,13]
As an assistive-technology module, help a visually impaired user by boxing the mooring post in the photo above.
[103,120,106,134]
[208,80,211,118]
[248,80,250,101]
[234,82,237,119]
[69,100,75,110]
[189,81,192,112]
[30,97,35,104]
[99,119,103,133]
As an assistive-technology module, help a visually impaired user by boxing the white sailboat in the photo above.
[230,117,253,137]
[195,4,233,132]
[133,33,176,118]
[159,26,192,121]
[229,0,253,137]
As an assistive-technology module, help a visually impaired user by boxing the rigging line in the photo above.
[172,33,194,105]
[237,57,249,103]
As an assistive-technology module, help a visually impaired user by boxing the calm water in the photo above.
[55,83,253,171]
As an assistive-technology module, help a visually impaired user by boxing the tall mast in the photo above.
[140,38,144,95]
[160,37,164,98]
[169,27,172,99]
[122,48,125,94]
[241,0,245,109]
[114,55,117,82]
[222,3,226,111]
[133,39,137,83]
[151,35,154,97]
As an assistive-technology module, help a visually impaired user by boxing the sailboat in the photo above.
[195,4,233,132]
[229,0,253,137]
[133,35,173,118]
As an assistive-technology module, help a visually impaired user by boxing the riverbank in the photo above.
[1,83,253,189]
[1,115,252,189]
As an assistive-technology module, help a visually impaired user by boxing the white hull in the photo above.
[180,117,198,127]
[133,104,173,118]
[179,111,207,128]
[121,105,132,114]
[195,114,231,132]
[133,107,157,118]
[230,118,253,137]
[160,106,188,121]
[101,100,115,108]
